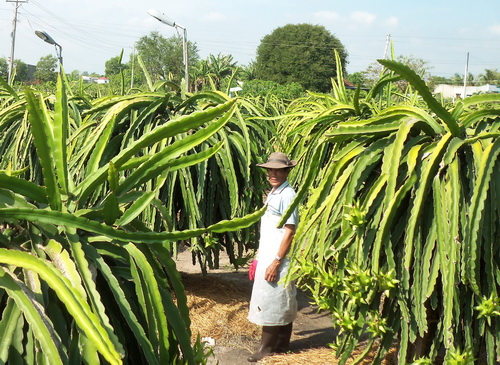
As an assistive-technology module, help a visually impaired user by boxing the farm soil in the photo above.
[175,249,397,365]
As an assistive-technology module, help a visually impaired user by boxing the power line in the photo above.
[23,5,129,49]
[391,34,500,43]
[4,3,499,77]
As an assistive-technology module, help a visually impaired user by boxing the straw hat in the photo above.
[256,152,297,169]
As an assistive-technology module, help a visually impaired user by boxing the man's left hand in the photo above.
[264,260,280,282]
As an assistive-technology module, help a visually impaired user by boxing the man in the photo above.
[247,152,299,362]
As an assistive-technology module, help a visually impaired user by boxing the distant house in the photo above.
[434,84,499,99]
[228,81,244,97]
[82,76,109,84]
[81,76,96,83]
[344,79,369,91]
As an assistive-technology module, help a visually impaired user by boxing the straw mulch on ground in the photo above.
[182,272,260,348]
[260,345,397,365]
[182,272,398,364]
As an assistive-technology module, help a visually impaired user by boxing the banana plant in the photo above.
[279,60,500,364]
[0,75,267,364]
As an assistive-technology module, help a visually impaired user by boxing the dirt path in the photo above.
[175,249,340,364]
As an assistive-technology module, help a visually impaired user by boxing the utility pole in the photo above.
[463,52,469,99]
[383,34,391,59]
[130,46,135,89]
[7,0,28,84]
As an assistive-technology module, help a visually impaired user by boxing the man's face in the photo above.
[266,168,290,189]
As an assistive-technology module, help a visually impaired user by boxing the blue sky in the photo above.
[1,0,499,78]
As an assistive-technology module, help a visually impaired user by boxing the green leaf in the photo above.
[75,99,237,205]
[0,298,23,362]
[42,239,87,299]
[365,72,401,101]
[0,188,36,209]
[376,106,443,135]
[381,118,418,207]
[115,113,230,195]
[215,130,240,217]
[371,172,417,272]
[0,268,67,365]
[378,59,460,136]
[0,75,20,100]
[0,249,122,364]
[66,230,125,358]
[461,109,500,129]
[124,244,174,364]
[327,118,402,137]
[86,96,156,175]
[24,89,61,210]
[208,204,267,233]
[402,133,453,289]
[53,74,70,195]
[116,190,155,227]
[465,138,500,294]
[136,54,154,92]
[103,192,120,226]
[0,174,48,204]
[81,242,159,365]
[0,207,206,243]
[107,162,119,193]
[460,93,500,109]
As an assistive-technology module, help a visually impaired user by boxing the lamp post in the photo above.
[147,9,189,92]
[35,30,63,74]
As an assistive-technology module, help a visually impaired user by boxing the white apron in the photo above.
[247,210,297,326]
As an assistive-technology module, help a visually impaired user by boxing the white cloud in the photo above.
[202,11,228,22]
[385,16,399,27]
[489,24,500,35]
[350,11,377,26]
[314,11,340,21]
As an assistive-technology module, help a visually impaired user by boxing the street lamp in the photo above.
[35,30,63,73]
[147,9,189,92]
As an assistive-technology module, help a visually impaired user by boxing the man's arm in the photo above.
[264,224,295,282]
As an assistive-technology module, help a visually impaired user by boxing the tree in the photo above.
[68,70,81,81]
[240,79,304,100]
[254,24,348,92]
[346,71,367,87]
[449,73,463,85]
[240,61,257,81]
[0,57,7,80]
[477,68,500,85]
[394,55,432,91]
[105,55,127,77]
[363,54,432,91]
[449,72,477,86]
[135,31,199,85]
[427,75,453,90]
[102,52,145,90]
[12,59,28,83]
[34,54,58,83]
[192,53,238,91]
[126,53,146,88]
